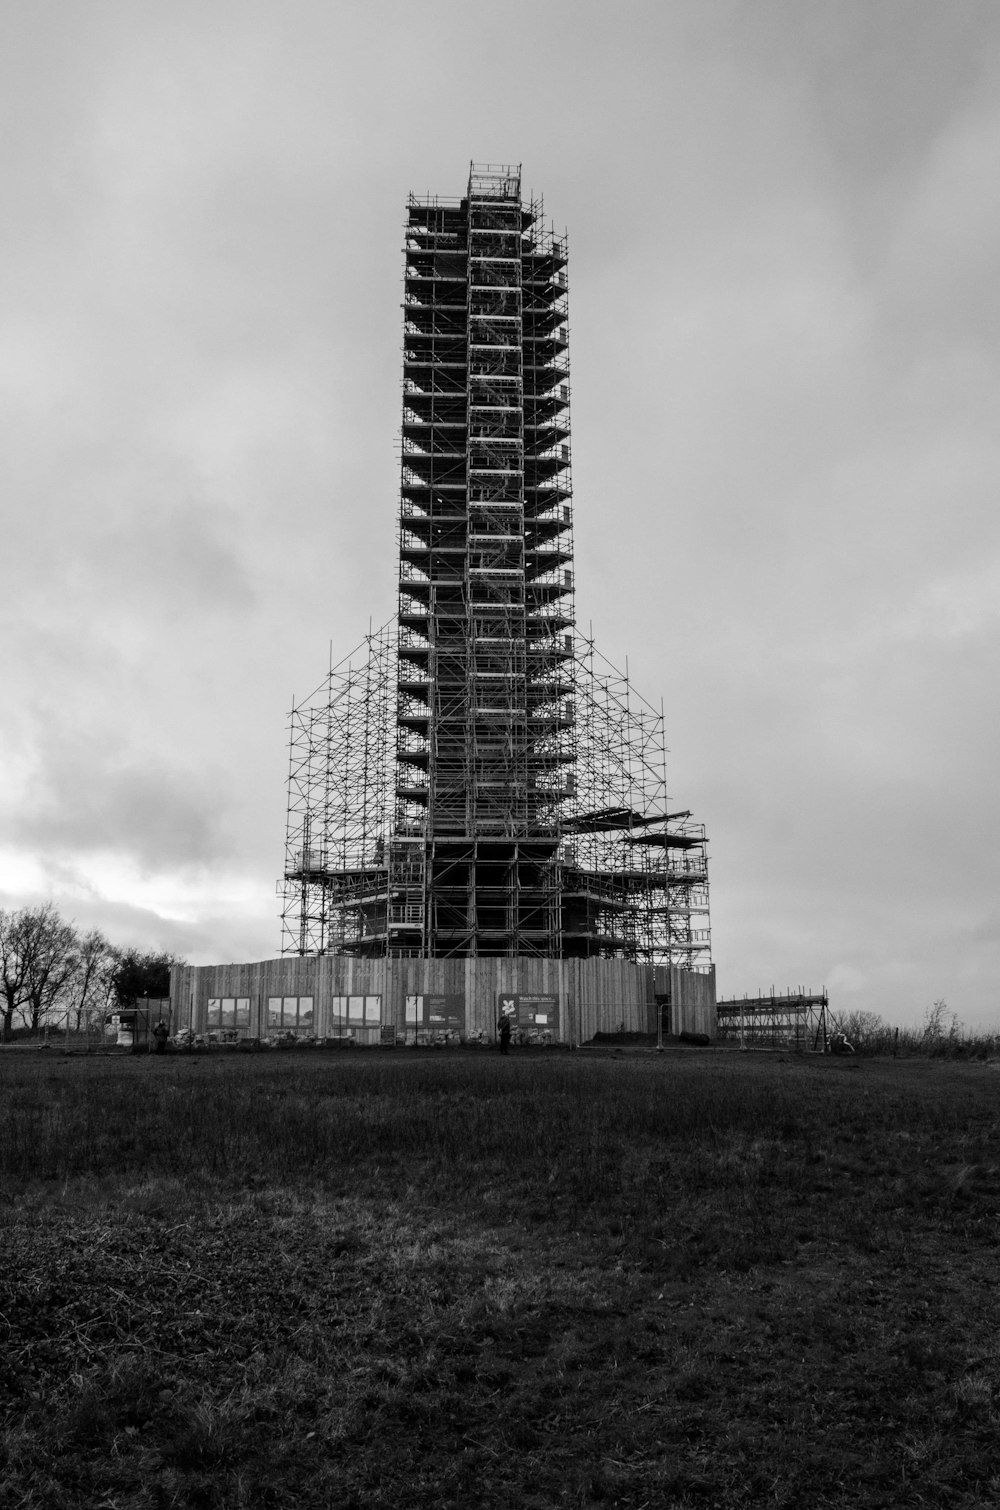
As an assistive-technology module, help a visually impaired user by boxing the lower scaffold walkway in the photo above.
[716,990,833,1051]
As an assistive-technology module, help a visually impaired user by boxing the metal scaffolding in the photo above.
[716,991,832,1050]
[280,626,710,969]
[559,637,711,969]
[279,163,710,969]
[280,625,398,957]
[395,163,574,956]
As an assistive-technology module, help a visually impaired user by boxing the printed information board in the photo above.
[405,994,466,1031]
[497,993,560,1032]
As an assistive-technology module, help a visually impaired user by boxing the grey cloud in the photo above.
[2,1,1000,1028]
[9,736,229,869]
[0,883,278,966]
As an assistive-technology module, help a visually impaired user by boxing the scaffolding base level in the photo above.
[279,630,711,970]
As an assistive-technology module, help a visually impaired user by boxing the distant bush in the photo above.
[838,1002,999,1058]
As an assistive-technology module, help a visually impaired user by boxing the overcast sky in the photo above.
[2,1,999,1029]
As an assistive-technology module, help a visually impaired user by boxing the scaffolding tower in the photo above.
[279,163,710,968]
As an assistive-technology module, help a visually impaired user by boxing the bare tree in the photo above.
[0,904,81,1039]
[922,998,962,1049]
[18,904,80,1034]
[0,908,32,1042]
[67,928,114,1031]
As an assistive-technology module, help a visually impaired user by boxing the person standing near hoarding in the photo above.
[498,1014,512,1055]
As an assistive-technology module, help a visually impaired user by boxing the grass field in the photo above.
[2,1046,1000,1508]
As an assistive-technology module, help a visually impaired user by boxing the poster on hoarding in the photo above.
[327,995,381,1030]
[496,994,560,1032]
[405,994,466,1031]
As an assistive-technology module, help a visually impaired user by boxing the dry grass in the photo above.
[2,1048,1000,1507]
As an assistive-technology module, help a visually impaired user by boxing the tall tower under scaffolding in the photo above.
[280,163,711,970]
